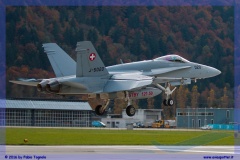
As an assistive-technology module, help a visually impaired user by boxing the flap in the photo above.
[103,79,152,93]
[104,74,153,93]
[111,73,152,81]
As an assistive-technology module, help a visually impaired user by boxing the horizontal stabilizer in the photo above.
[10,79,41,86]
[43,43,76,77]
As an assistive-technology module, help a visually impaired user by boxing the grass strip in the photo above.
[6,128,234,145]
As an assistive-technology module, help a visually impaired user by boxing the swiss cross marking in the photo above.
[89,53,96,61]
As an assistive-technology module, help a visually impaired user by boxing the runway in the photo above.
[3,145,240,160]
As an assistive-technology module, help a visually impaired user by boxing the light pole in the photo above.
[188,106,190,129]
[204,107,207,126]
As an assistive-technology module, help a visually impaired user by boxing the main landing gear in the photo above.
[125,91,135,117]
[95,100,110,116]
[95,100,135,117]
[155,83,176,106]
[126,105,135,117]
[94,92,136,117]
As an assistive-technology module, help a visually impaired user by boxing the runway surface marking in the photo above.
[5,145,239,154]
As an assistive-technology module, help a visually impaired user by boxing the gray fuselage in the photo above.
[106,59,219,79]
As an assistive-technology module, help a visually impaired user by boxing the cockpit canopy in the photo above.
[154,55,189,63]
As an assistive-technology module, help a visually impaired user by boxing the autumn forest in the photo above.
[6,6,234,116]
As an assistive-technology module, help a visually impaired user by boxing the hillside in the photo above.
[6,6,234,112]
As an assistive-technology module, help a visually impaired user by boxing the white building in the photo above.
[101,109,162,128]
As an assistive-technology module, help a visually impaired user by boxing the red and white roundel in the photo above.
[89,53,96,61]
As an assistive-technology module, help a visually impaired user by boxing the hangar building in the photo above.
[176,108,234,128]
[3,99,92,127]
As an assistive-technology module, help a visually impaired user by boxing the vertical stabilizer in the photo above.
[75,41,109,77]
[43,43,76,77]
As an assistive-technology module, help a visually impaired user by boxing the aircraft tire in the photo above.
[168,99,174,106]
[126,105,135,117]
[163,99,168,106]
[95,105,105,116]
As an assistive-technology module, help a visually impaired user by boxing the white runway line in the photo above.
[4,146,240,160]
[5,145,239,154]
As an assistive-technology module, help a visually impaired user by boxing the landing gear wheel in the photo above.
[163,99,168,106]
[95,105,105,116]
[126,105,135,117]
[168,99,174,106]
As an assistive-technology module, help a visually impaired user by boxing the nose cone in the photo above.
[215,68,221,75]
[207,67,221,77]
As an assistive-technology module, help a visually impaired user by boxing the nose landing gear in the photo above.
[163,98,174,106]
[155,83,176,106]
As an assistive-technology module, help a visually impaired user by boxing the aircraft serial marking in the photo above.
[194,65,201,69]
[89,67,104,72]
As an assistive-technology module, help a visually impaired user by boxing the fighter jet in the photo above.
[10,41,221,117]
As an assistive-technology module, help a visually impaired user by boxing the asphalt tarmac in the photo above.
[3,145,240,160]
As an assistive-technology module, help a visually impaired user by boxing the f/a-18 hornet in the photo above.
[11,41,221,117]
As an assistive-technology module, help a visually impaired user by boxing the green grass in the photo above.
[5,128,234,145]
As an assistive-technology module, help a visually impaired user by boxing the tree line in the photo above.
[6,6,234,111]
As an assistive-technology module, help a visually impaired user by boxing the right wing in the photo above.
[103,66,193,93]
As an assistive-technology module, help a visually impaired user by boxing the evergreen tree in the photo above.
[130,31,141,55]
[110,26,123,42]
[143,16,149,28]
[64,27,71,45]
[76,29,84,41]
[87,29,98,43]
[128,14,139,29]
[7,20,16,43]
[52,22,60,40]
